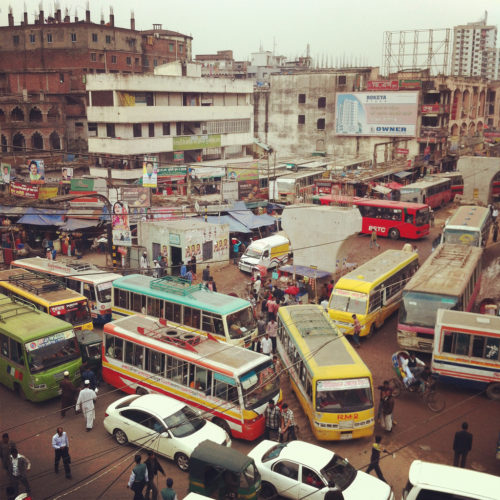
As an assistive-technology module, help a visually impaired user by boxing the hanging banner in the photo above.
[121,187,150,223]
[1,163,11,184]
[61,167,73,183]
[38,186,59,200]
[28,159,45,184]
[10,181,39,199]
[143,156,158,188]
[112,201,131,246]
[70,178,95,191]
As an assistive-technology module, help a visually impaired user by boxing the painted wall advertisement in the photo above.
[184,225,229,263]
[143,156,158,188]
[112,201,132,246]
[227,162,262,200]
[335,91,418,137]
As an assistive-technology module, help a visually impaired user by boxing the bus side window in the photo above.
[83,283,96,301]
[472,336,485,358]
[116,289,129,309]
[442,331,453,353]
[124,341,136,365]
[305,376,312,401]
[131,293,142,314]
[485,338,500,360]
[148,298,162,318]
[0,333,9,357]
[454,332,470,356]
[164,301,173,321]
[9,339,23,365]
[67,279,81,293]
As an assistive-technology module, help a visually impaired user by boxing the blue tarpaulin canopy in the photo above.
[194,216,251,234]
[394,171,413,179]
[279,264,331,279]
[17,207,66,226]
[229,211,276,230]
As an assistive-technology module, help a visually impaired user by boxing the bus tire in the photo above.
[113,429,128,445]
[212,417,232,437]
[14,383,27,401]
[175,452,189,472]
[388,228,400,240]
[260,482,277,499]
[135,386,148,395]
[366,323,376,338]
[486,382,500,400]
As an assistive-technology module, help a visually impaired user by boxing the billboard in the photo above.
[1,163,11,184]
[367,80,399,91]
[112,201,132,246]
[28,159,45,184]
[335,91,418,137]
[143,156,158,188]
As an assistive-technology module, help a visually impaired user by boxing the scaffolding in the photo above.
[383,28,451,77]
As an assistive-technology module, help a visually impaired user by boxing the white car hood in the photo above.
[175,422,228,453]
[241,255,259,264]
[344,470,392,499]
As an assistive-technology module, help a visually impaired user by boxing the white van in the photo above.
[238,234,290,273]
[402,460,500,500]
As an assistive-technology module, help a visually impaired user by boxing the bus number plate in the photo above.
[340,432,352,440]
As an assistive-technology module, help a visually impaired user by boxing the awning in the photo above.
[394,171,413,179]
[194,216,251,234]
[386,181,403,190]
[60,218,102,231]
[17,207,66,226]
[373,185,392,194]
[279,264,331,279]
[229,211,276,229]
[0,205,27,217]
[253,138,272,152]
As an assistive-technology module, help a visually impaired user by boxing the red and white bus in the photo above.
[312,195,430,240]
[399,177,453,209]
[434,172,464,200]
[102,314,281,440]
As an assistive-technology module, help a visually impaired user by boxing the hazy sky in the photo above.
[5,0,500,67]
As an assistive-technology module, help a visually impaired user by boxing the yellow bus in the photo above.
[328,249,419,338]
[277,305,374,441]
[0,269,93,331]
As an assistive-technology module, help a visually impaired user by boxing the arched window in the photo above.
[11,107,24,122]
[1,134,7,153]
[12,132,25,151]
[47,105,60,122]
[0,109,5,122]
[29,107,43,122]
[31,132,43,150]
[50,131,61,150]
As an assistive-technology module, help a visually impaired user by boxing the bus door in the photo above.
[82,282,97,318]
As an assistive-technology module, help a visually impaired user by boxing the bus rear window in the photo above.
[330,290,367,315]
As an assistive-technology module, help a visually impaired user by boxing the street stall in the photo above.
[277,264,332,304]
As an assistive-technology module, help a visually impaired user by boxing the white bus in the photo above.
[441,205,492,247]
[12,257,122,325]
[432,309,500,400]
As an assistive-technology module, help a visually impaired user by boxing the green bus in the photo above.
[0,294,82,402]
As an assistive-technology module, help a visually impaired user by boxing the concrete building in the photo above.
[0,6,192,153]
[452,17,498,80]
[85,62,254,180]
[195,50,247,79]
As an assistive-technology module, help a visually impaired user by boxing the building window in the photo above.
[179,44,184,54]
[317,118,325,130]
[88,122,98,137]
[337,75,347,85]
[47,33,53,43]
[92,33,98,42]
[298,94,306,104]
[106,35,111,44]
[126,57,132,66]
[13,35,19,45]
[59,73,64,83]
[106,123,115,138]
[318,97,326,108]
[135,57,140,65]
[71,33,77,42]
[111,55,117,64]
[133,124,142,137]
[162,123,171,135]
[148,123,155,137]
[176,122,182,135]
[153,59,158,67]
[29,34,35,44]
[90,53,96,62]
[143,57,149,67]
[298,115,305,125]
[169,43,174,52]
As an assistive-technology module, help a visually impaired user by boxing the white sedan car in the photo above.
[248,440,393,500]
[103,393,231,471]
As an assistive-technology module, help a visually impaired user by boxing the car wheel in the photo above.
[113,429,128,445]
[175,452,189,472]
[260,481,277,499]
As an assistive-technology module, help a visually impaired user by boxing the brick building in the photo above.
[0,6,192,154]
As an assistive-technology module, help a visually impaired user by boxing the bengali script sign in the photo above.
[173,134,221,151]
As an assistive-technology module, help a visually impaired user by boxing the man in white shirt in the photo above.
[260,333,273,355]
[76,380,97,431]
[140,251,149,274]
[52,426,72,479]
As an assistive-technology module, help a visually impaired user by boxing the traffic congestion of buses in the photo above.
[1,172,500,499]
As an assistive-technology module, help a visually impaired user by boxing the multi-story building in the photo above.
[451,17,498,80]
[195,50,247,79]
[86,62,254,181]
[0,7,192,154]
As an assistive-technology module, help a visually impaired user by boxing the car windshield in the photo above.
[50,300,91,327]
[442,229,480,246]
[330,290,367,315]
[240,360,280,410]
[315,378,373,413]
[244,248,262,259]
[261,443,287,462]
[399,292,456,328]
[164,405,206,438]
[226,307,257,339]
[96,281,113,303]
[25,330,80,374]
[415,208,430,226]
[321,454,357,491]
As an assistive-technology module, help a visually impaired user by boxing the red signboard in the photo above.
[484,131,500,138]
[10,181,39,199]
[367,80,399,91]
[396,148,409,155]
[421,104,440,113]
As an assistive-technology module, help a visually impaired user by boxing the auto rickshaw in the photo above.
[76,330,102,380]
[189,441,260,500]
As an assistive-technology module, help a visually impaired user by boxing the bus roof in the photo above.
[400,177,450,190]
[113,274,251,315]
[444,205,490,229]
[314,194,428,211]
[0,268,88,306]
[436,309,500,334]
[335,250,418,292]
[12,257,122,284]
[106,314,266,374]
[279,305,371,378]
[403,244,482,297]
[0,293,71,342]
[277,169,325,180]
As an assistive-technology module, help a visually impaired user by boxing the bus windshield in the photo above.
[443,229,480,246]
[244,248,263,259]
[226,307,257,339]
[415,208,430,226]
[240,360,280,410]
[50,300,91,326]
[315,378,373,413]
[97,282,113,303]
[25,330,80,374]
[400,292,456,328]
[330,290,367,315]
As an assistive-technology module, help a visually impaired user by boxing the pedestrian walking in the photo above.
[153,259,161,278]
[8,448,31,497]
[253,275,262,296]
[493,221,499,243]
[376,381,392,420]
[260,333,273,356]
[352,314,361,348]
[370,228,380,249]
[160,477,178,500]
[272,354,283,379]
[266,296,277,322]
[266,318,278,353]
[493,205,499,221]
[380,390,395,432]
[160,256,167,277]
[52,427,72,479]
[263,400,281,441]
[453,422,473,468]
[365,435,388,482]
[75,379,97,431]
[202,265,210,284]
[127,454,149,500]
[144,450,166,500]
[140,251,149,275]
[81,362,98,391]
[256,314,266,351]
[1,433,15,471]
[280,403,296,442]
[190,255,197,275]
[60,371,78,417]
[180,261,187,278]
[207,276,217,292]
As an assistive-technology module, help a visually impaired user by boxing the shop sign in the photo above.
[421,104,440,113]
[396,148,409,155]
[158,166,187,176]
[38,186,59,200]
[227,162,259,181]
[173,134,221,151]
[399,79,422,90]
[169,233,181,245]
[10,181,39,199]
[173,151,184,162]
[367,80,399,91]
[70,178,95,191]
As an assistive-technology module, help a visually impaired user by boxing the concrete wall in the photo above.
[457,156,500,204]
[281,205,362,273]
